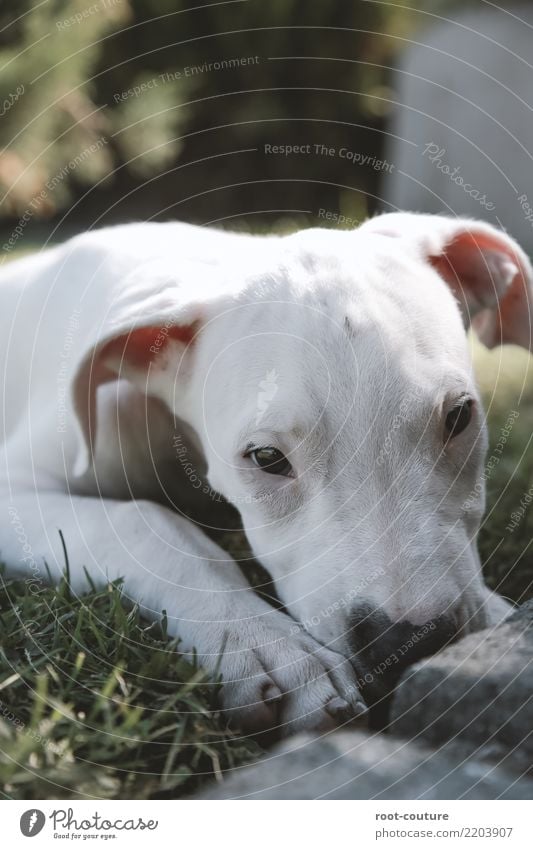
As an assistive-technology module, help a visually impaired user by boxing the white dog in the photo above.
[1,213,531,734]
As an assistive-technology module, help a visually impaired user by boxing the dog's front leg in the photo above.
[2,490,365,734]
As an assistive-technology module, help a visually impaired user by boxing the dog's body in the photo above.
[1,214,531,734]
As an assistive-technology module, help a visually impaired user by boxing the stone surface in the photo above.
[390,601,533,770]
[195,730,533,800]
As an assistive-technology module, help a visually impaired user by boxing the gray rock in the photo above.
[390,602,533,770]
[196,730,533,799]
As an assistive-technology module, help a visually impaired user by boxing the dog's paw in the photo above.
[216,616,367,735]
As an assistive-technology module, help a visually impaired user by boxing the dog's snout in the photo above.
[349,603,457,707]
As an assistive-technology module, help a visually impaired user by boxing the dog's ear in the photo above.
[362,213,533,352]
[71,261,208,477]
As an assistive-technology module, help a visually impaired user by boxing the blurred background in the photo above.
[0,0,532,598]
[2,1,533,248]
[0,0,488,241]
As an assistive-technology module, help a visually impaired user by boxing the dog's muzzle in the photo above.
[349,602,458,715]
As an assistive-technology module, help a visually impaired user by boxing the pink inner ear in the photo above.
[429,231,514,307]
[429,230,532,350]
[102,322,199,369]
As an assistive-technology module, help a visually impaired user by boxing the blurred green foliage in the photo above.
[473,342,533,604]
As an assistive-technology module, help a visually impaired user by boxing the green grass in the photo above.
[0,570,259,800]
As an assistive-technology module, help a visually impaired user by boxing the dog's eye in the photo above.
[248,447,293,476]
[444,398,473,440]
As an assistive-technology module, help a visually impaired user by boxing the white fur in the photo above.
[1,213,530,733]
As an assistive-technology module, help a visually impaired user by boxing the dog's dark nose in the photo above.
[349,603,457,707]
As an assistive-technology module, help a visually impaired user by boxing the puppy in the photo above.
[1,213,530,733]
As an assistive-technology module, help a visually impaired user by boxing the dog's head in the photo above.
[74,213,532,688]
